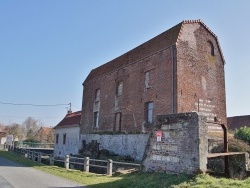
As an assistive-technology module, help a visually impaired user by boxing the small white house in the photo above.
[54,111,81,158]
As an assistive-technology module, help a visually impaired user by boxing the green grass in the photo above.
[1,151,250,187]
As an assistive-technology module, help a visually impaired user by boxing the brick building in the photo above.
[227,115,250,130]
[80,20,226,134]
[34,127,54,143]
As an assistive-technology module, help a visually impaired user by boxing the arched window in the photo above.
[208,41,215,56]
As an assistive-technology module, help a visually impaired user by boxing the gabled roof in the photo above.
[227,115,250,130]
[35,127,53,137]
[177,20,225,64]
[34,126,54,143]
[54,111,81,129]
[84,22,183,84]
[83,19,225,84]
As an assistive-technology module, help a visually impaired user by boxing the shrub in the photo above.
[234,126,250,144]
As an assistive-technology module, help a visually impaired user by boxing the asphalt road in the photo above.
[0,156,86,188]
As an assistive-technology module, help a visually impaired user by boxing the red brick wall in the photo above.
[80,21,227,134]
[81,48,174,133]
[176,23,227,125]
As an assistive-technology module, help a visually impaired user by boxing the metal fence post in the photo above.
[107,159,113,176]
[50,155,54,165]
[84,157,89,172]
[65,155,69,169]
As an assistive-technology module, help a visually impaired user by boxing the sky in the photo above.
[0,1,250,127]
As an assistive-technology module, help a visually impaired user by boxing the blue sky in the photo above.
[0,1,250,126]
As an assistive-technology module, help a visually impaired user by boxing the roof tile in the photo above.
[54,111,81,128]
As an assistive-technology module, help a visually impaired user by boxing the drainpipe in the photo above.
[171,45,175,113]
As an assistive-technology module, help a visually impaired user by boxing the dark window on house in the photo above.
[208,41,214,56]
[95,89,100,101]
[146,102,154,123]
[114,112,122,131]
[63,133,66,144]
[94,111,99,128]
[116,81,123,96]
[56,134,59,144]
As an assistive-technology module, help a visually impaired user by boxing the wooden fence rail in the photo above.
[11,148,141,176]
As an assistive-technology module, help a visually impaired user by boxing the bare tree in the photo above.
[6,123,26,140]
[22,117,41,141]
[0,122,5,131]
[46,128,55,143]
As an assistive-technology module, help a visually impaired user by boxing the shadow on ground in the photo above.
[86,172,190,188]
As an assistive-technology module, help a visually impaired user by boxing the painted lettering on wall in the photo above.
[195,99,217,121]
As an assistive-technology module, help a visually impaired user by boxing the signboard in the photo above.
[155,131,162,137]
[6,135,13,145]
[155,131,162,142]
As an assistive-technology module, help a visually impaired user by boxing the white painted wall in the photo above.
[54,126,80,157]
[80,134,149,161]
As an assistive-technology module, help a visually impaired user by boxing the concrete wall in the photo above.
[80,133,149,161]
[54,126,80,157]
[142,112,208,174]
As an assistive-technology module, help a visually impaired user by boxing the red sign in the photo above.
[155,131,162,137]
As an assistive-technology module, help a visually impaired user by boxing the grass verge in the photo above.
[1,151,250,187]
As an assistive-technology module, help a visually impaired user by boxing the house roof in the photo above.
[84,22,182,84]
[0,132,6,138]
[54,111,81,129]
[83,19,225,84]
[227,115,250,130]
[34,126,54,143]
[0,126,7,138]
[35,127,54,137]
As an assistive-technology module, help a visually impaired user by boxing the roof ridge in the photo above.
[177,19,225,64]
[182,19,217,37]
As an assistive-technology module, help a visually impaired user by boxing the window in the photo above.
[56,134,59,144]
[208,41,214,56]
[94,111,99,128]
[63,133,66,144]
[114,112,122,131]
[146,102,154,123]
[95,89,100,101]
[145,71,150,89]
[117,81,123,96]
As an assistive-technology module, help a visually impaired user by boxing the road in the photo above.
[0,156,86,188]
